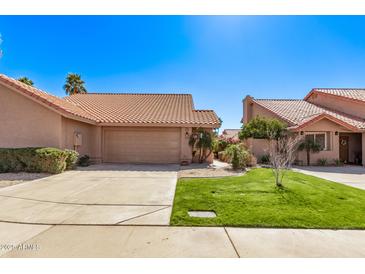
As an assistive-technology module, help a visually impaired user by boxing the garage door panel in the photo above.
[103,128,181,163]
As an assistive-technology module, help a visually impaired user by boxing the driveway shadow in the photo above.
[76,163,180,172]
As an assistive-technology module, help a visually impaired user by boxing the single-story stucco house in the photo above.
[242,88,365,166]
[0,74,220,164]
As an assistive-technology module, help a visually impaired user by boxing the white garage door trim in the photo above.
[102,127,181,164]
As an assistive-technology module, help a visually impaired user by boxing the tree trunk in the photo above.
[275,171,282,187]
[199,147,203,163]
[306,149,310,166]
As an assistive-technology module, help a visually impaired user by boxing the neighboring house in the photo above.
[221,129,240,141]
[242,89,365,166]
[0,74,220,164]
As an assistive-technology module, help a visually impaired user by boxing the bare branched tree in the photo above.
[268,133,303,188]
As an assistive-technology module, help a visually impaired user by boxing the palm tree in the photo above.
[63,73,87,95]
[298,138,322,165]
[18,77,34,86]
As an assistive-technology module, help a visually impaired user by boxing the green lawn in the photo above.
[170,168,365,229]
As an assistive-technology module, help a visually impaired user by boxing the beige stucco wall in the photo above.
[244,138,270,162]
[0,84,63,148]
[61,117,100,160]
[242,97,282,125]
[295,119,344,165]
[307,93,365,119]
[180,127,193,163]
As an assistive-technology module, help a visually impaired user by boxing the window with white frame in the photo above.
[305,132,330,151]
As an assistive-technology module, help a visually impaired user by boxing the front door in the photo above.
[339,135,349,163]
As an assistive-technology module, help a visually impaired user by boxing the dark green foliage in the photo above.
[64,149,79,170]
[231,148,240,169]
[189,128,214,163]
[317,158,327,166]
[239,116,286,140]
[259,154,270,164]
[0,147,68,174]
[17,77,34,86]
[223,144,250,169]
[63,73,87,95]
[78,155,91,167]
[298,139,322,165]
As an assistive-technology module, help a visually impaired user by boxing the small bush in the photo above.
[78,155,90,167]
[317,158,328,166]
[223,144,250,169]
[0,147,68,174]
[64,149,79,170]
[259,154,270,164]
[35,148,67,174]
[333,159,343,166]
[213,136,240,154]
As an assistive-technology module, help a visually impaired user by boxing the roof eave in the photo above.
[0,81,97,125]
[99,122,220,128]
[289,113,359,132]
[305,89,365,105]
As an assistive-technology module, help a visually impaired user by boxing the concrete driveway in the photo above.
[293,165,365,190]
[1,163,365,258]
[0,164,179,225]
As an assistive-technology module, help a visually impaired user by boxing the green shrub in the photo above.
[223,144,250,169]
[65,149,79,170]
[34,148,68,173]
[259,154,270,164]
[317,158,327,166]
[0,147,68,174]
[333,159,343,166]
[78,155,90,167]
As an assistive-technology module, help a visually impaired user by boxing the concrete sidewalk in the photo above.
[1,222,364,258]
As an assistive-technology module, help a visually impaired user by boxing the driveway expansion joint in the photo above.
[116,206,171,224]
[0,194,171,207]
[224,227,240,258]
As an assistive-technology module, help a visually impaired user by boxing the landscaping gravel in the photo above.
[179,160,244,178]
[0,172,50,188]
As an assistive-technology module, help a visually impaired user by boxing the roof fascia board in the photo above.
[99,122,219,128]
[305,89,365,105]
[0,81,97,125]
[291,113,359,132]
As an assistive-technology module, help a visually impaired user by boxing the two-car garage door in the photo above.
[103,127,181,164]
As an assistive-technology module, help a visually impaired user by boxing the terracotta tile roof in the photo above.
[307,88,365,102]
[253,99,365,130]
[65,93,220,126]
[222,129,240,139]
[0,74,219,127]
[0,74,98,123]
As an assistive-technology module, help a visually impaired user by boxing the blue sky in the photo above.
[1,16,365,129]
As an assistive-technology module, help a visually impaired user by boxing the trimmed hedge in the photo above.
[0,147,79,174]
[65,149,79,170]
